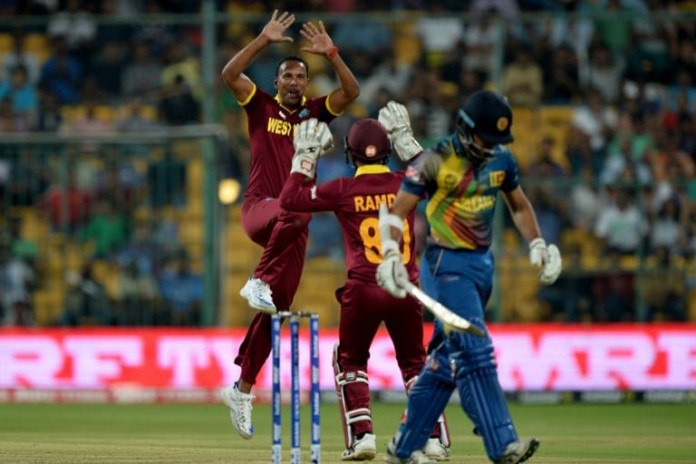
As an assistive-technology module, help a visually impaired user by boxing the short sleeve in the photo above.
[500,150,520,192]
[401,150,440,196]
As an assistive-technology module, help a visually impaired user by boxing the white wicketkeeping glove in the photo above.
[378,101,423,162]
[291,118,334,178]
[529,238,562,285]
[376,203,407,298]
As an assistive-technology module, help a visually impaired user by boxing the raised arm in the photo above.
[280,118,336,212]
[300,20,359,113]
[221,10,295,102]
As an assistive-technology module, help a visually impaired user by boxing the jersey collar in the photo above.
[355,164,391,177]
[274,93,307,113]
[451,133,467,158]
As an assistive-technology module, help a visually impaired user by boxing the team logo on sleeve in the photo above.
[489,171,505,187]
[405,165,420,181]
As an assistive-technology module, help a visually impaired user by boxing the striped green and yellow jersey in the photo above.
[401,133,520,250]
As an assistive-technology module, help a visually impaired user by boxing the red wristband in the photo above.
[327,46,338,59]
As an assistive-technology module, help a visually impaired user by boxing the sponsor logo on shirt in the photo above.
[459,195,496,213]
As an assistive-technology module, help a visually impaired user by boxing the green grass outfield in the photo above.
[1,402,695,463]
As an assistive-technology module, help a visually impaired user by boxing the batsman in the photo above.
[376,90,562,464]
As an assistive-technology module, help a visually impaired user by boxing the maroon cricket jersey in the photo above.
[280,165,418,283]
[239,85,339,200]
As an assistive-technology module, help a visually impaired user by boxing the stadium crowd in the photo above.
[0,0,695,326]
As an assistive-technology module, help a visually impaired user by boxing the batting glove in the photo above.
[378,101,423,162]
[376,249,408,298]
[291,118,334,178]
[529,238,562,285]
[376,203,407,298]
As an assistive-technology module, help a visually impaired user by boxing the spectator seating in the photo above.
[61,104,158,124]
[509,105,573,170]
[0,33,12,54]
[24,33,50,63]
[0,32,50,63]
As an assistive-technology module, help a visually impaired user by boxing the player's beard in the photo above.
[458,132,495,162]
[466,141,495,161]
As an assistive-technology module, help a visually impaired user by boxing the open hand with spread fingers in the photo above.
[529,238,562,285]
[300,20,335,57]
[291,118,334,178]
[261,9,295,44]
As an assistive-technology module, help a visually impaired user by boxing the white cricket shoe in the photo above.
[423,438,451,461]
[384,438,437,464]
[341,433,376,461]
[220,383,255,439]
[239,276,276,313]
[495,438,540,464]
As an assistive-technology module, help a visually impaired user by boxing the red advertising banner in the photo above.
[1,324,695,398]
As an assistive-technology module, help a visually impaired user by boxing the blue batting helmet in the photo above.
[457,90,514,145]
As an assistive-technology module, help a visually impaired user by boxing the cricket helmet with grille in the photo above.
[457,90,514,145]
[344,118,391,166]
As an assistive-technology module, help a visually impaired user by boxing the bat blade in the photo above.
[397,277,485,337]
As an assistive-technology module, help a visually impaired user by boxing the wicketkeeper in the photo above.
[279,103,451,462]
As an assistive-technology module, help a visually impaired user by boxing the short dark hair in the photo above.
[275,56,309,77]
